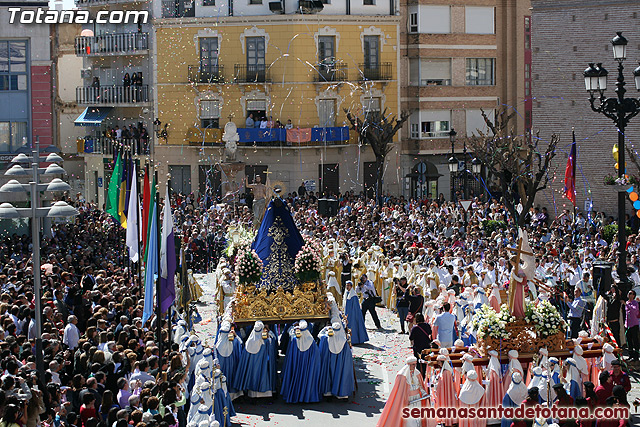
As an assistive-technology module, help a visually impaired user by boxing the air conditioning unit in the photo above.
[80,68,92,79]
[269,1,283,12]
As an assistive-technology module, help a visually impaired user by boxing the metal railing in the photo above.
[188,65,224,84]
[76,85,149,104]
[75,33,149,56]
[314,61,348,82]
[79,137,147,155]
[358,62,392,81]
[233,64,271,83]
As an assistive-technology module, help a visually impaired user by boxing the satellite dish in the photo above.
[81,29,94,37]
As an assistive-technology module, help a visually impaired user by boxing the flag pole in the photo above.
[136,161,142,298]
[155,168,163,359]
[572,128,578,245]
[124,147,130,276]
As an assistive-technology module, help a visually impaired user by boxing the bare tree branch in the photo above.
[468,108,559,226]
[344,108,409,206]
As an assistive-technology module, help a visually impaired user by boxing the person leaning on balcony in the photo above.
[123,73,131,102]
[245,113,255,128]
[267,116,275,128]
[285,119,293,130]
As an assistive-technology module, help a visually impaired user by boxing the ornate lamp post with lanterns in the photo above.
[0,137,79,376]
[584,31,640,291]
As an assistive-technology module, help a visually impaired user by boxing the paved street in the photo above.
[193,274,640,426]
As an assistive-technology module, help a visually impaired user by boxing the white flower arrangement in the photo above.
[294,244,322,282]
[524,300,565,338]
[471,304,514,340]
[224,225,257,258]
[235,249,263,285]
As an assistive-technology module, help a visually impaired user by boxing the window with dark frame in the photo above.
[318,36,335,63]
[409,12,418,33]
[203,0,215,5]
[465,58,495,86]
[0,40,27,91]
[249,0,262,4]
[363,0,375,5]
[200,100,221,129]
[0,121,27,153]
[363,35,379,68]
[200,37,219,77]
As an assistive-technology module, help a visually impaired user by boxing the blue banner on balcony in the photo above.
[311,126,349,142]
[237,126,349,143]
[238,128,286,143]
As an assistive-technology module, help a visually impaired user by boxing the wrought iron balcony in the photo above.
[358,62,392,81]
[233,64,271,83]
[76,85,149,105]
[78,137,147,155]
[188,65,224,84]
[314,61,348,83]
[75,33,149,56]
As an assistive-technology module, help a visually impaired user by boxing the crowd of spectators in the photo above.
[0,186,637,426]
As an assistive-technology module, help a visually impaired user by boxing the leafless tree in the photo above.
[467,108,559,227]
[344,108,409,206]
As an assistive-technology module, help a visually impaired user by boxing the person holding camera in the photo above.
[356,274,382,330]
[395,277,409,334]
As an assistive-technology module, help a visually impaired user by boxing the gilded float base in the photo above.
[232,281,330,324]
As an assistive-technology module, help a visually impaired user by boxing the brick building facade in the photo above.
[532,0,640,217]
[399,0,531,201]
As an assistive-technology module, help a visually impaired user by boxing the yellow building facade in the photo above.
[153,15,401,197]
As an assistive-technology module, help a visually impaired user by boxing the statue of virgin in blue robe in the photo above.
[251,198,304,292]
[280,320,321,403]
[318,322,355,399]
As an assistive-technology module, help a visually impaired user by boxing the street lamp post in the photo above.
[462,139,468,200]
[0,137,79,376]
[448,129,458,201]
[584,31,640,292]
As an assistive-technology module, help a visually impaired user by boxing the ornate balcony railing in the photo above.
[358,62,392,81]
[314,61,348,83]
[76,85,149,105]
[75,33,149,56]
[78,137,147,155]
[233,64,271,83]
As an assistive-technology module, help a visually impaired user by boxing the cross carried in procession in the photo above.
[507,236,534,268]
[506,234,534,318]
